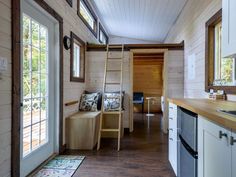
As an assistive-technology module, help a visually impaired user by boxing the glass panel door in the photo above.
[20,1,58,176]
[22,14,49,157]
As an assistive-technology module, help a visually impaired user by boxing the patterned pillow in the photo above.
[104,93,123,111]
[79,93,99,111]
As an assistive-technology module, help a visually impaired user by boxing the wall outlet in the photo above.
[0,57,8,71]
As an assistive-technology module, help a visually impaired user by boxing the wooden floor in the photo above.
[65,113,175,177]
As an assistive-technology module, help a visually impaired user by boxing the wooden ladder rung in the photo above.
[103,111,121,114]
[105,82,121,85]
[107,57,122,60]
[101,129,119,132]
[106,69,121,72]
[108,45,123,49]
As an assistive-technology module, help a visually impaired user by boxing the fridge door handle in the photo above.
[179,135,198,159]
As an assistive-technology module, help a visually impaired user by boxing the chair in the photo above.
[133,92,144,113]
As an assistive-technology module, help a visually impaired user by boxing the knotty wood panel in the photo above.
[133,57,164,113]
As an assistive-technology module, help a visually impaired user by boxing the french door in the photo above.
[20,1,58,176]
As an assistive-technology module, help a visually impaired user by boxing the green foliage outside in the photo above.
[23,15,48,111]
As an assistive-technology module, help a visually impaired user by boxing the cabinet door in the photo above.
[232,132,236,177]
[222,0,236,57]
[198,117,231,177]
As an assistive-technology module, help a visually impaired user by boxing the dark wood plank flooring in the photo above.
[65,113,175,177]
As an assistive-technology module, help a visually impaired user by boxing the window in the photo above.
[205,9,236,93]
[99,23,109,44]
[78,0,97,37]
[214,22,235,86]
[70,32,85,82]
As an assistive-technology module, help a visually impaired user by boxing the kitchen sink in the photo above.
[218,110,236,117]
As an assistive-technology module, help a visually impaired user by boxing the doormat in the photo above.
[34,155,85,177]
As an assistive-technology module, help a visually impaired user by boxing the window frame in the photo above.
[70,31,85,82]
[99,23,109,44]
[66,0,73,7]
[77,0,98,37]
[205,9,236,94]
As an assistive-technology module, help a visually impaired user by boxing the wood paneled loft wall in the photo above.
[133,54,164,113]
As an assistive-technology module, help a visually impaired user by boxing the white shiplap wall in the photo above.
[109,35,161,44]
[0,0,104,176]
[165,0,236,100]
[0,0,12,176]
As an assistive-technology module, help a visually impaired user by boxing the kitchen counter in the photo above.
[168,98,236,132]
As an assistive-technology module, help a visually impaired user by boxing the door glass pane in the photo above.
[22,14,49,157]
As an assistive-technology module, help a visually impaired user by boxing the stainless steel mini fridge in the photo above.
[178,107,198,177]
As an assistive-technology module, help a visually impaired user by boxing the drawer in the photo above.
[169,127,177,140]
[169,109,177,119]
[169,103,177,110]
[169,116,177,129]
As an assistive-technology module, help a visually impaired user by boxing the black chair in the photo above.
[133,92,144,113]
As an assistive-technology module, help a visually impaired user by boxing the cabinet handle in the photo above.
[230,136,236,146]
[169,128,173,131]
[219,131,228,139]
[169,138,173,141]
[169,107,173,109]
[169,117,173,120]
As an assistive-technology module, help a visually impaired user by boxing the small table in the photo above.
[146,97,158,117]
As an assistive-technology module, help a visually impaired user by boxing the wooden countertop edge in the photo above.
[168,98,236,132]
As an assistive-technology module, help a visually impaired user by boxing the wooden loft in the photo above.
[86,41,184,51]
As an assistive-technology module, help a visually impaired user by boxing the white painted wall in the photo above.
[165,0,236,100]
[0,0,104,176]
[0,0,12,176]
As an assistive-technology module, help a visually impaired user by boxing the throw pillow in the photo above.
[79,93,99,111]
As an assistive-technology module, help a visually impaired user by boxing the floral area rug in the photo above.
[34,155,85,177]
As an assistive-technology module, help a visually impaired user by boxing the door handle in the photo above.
[230,136,236,146]
[219,131,228,139]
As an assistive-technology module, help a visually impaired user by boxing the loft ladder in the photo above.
[97,44,124,151]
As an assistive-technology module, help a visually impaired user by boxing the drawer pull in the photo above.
[169,138,173,141]
[169,107,173,109]
[230,136,236,146]
[219,131,228,139]
[169,128,173,131]
[169,117,173,120]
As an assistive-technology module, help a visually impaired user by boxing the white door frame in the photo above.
[129,49,169,133]
[20,0,60,176]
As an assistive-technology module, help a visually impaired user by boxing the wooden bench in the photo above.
[66,111,101,150]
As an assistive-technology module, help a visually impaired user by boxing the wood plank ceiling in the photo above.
[92,0,188,43]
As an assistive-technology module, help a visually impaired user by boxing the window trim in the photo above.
[99,23,109,44]
[66,0,73,7]
[70,31,85,82]
[77,0,97,37]
[205,9,236,94]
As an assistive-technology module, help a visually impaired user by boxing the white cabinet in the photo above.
[231,132,236,177]
[168,103,178,176]
[198,116,234,177]
[222,0,236,57]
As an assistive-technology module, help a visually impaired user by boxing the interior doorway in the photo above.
[129,49,168,133]
[133,53,164,114]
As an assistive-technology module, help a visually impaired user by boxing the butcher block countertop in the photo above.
[168,98,236,132]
